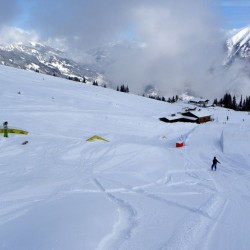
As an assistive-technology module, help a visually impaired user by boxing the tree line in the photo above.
[146,94,179,103]
[59,75,183,104]
[214,93,250,111]
[49,72,250,111]
[116,84,129,93]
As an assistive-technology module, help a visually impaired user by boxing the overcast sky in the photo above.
[1,0,250,97]
[1,0,249,46]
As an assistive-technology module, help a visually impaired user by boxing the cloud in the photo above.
[1,0,250,98]
[0,26,39,44]
[26,0,135,49]
[94,0,229,97]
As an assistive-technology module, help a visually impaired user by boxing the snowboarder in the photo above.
[3,121,8,138]
[211,156,220,171]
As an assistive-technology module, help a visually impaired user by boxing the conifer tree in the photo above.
[239,95,243,109]
[232,95,237,110]
[125,85,129,93]
[120,84,125,92]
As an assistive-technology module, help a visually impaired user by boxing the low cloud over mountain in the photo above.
[1,0,250,98]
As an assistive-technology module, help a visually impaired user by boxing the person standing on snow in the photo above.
[3,121,8,138]
[211,156,220,171]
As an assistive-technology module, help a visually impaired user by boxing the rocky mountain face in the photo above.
[0,42,107,85]
[226,25,250,64]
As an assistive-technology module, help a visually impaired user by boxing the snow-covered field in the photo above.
[0,65,250,250]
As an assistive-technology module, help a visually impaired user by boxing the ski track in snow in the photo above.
[149,124,227,250]
[94,177,138,250]
[0,120,247,250]
[79,136,214,250]
[77,142,138,250]
[164,124,250,250]
[66,123,249,250]
[2,66,250,249]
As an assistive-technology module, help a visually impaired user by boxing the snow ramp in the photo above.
[0,127,28,135]
[86,135,109,142]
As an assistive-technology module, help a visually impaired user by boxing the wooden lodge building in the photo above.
[189,98,209,107]
[160,110,212,124]
[182,111,211,123]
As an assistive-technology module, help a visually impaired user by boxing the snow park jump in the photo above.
[86,135,109,142]
[0,127,28,135]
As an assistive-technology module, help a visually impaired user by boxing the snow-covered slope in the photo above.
[0,65,250,250]
[226,25,250,63]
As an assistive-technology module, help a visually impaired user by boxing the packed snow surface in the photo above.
[0,65,250,250]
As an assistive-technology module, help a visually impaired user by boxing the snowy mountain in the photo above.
[2,32,250,97]
[0,40,155,94]
[0,42,108,85]
[1,65,250,249]
[226,25,250,63]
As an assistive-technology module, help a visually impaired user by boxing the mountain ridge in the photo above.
[0,41,108,86]
[1,26,250,97]
[226,25,250,63]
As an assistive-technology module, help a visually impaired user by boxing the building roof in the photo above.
[160,109,212,123]
[182,111,212,118]
[161,114,197,122]
[164,114,183,121]
[189,97,209,103]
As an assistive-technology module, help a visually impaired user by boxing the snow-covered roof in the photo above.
[165,114,183,121]
[163,114,197,121]
[184,110,212,118]
[163,109,212,121]
[189,97,209,103]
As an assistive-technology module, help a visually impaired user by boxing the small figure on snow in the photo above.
[3,121,8,138]
[211,156,220,171]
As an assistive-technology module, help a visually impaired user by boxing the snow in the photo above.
[230,25,250,48]
[222,124,250,155]
[26,63,40,70]
[49,61,69,74]
[227,25,250,59]
[189,97,208,103]
[185,110,212,118]
[0,65,250,249]
[163,114,184,121]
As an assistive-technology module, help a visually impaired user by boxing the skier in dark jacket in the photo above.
[3,121,8,138]
[211,156,220,171]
